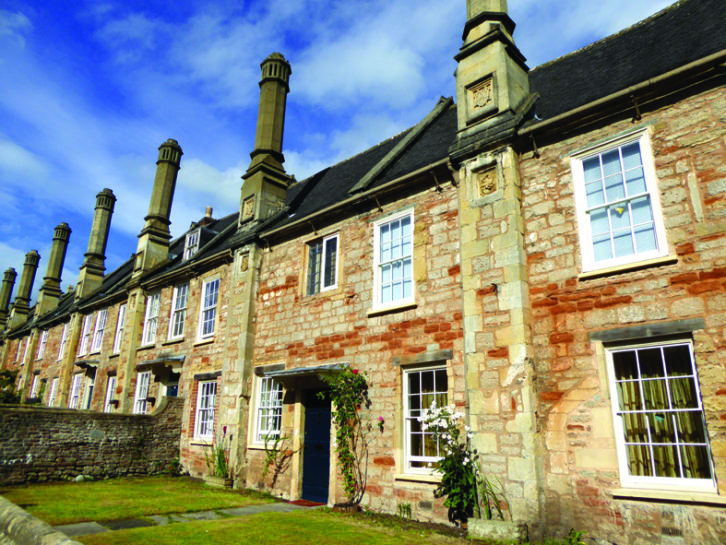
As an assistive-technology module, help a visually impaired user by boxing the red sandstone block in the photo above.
[439,323,452,332]
[424,324,439,334]
[366,484,383,495]
[533,298,558,308]
[577,300,594,311]
[559,291,597,302]
[487,347,508,358]
[687,280,722,295]
[594,296,632,308]
[477,285,497,297]
[601,285,616,296]
[411,318,427,327]
[676,242,695,255]
[700,267,726,280]
[374,456,396,466]
[550,332,574,344]
[541,391,564,401]
[565,278,577,288]
[546,283,558,291]
[670,272,699,285]
[448,265,461,277]
[550,303,577,315]
[715,389,726,395]
[528,252,546,263]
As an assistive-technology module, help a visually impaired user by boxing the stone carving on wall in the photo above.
[477,167,497,197]
[242,196,255,220]
[469,76,494,112]
[240,253,249,272]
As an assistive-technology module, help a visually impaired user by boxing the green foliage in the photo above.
[397,503,412,520]
[204,427,232,479]
[566,528,587,545]
[421,403,509,524]
[0,369,22,404]
[319,367,371,504]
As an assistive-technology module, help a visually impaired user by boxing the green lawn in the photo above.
[0,476,273,525]
[78,510,475,545]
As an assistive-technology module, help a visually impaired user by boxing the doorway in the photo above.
[301,389,331,503]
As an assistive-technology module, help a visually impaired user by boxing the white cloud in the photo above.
[94,13,161,63]
[0,9,31,49]
[0,138,49,179]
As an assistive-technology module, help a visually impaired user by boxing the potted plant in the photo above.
[203,426,233,488]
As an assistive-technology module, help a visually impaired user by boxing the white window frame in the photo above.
[373,209,415,310]
[36,330,48,360]
[78,314,93,356]
[90,309,108,353]
[82,374,95,410]
[306,233,339,295]
[167,283,190,340]
[133,371,151,414]
[198,278,220,340]
[403,365,448,474]
[68,373,82,409]
[605,339,715,492]
[21,336,30,363]
[103,376,117,413]
[57,323,69,360]
[141,293,161,346]
[47,377,59,407]
[194,380,217,441]
[112,304,126,354]
[571,129,668,272]
[183,228,200,260]
[30,374,40,398]
[254,377,284,444]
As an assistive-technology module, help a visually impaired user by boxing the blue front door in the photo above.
[301,390,331,503]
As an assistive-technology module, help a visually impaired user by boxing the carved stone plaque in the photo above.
[240,254,249,272]
[476,168,497,197]
[242,196,255,219]
[469,77,494,113]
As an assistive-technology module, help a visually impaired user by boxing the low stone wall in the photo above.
[0,397,183,486]
[0,496,82,545]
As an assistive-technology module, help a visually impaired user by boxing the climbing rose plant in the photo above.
[320,367,371,504]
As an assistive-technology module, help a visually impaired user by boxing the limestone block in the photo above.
[574,448,618,470]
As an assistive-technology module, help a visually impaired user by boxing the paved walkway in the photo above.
[54,502,318,537]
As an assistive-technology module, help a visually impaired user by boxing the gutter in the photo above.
[520,49,726,136]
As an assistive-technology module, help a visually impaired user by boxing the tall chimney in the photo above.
[8,251,40,329]
[452,0,529,148]
[36,223,72,316]
[239,53,293,227]
[132,139,183,279]
[0,268,17,331]
[77,189,116,298]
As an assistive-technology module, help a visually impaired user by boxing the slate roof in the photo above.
[528,0,726,122]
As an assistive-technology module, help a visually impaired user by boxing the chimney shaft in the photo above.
[8,251,40,329]
[239,53,293,227]
[36,223,72,315]
[77,189,116,298]
[132,139,183,279]
[0,268,17,331]
[468,0,507,19]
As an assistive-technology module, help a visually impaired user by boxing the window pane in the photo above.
[586,182,604,207]
[323,237,337,288]
[604,173,625,202]
[625,167,646,196]
[613,230,634,258]
[601,149,621,177]
[626,444,653,477]
[638,348,665,378]
[663,345,692,376]
[583,157,601,183]
[621,142,642,170]
[680,445,712,479]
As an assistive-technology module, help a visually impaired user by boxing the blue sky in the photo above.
[0,0,673,303]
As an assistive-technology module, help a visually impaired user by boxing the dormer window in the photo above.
[184,228,200,261]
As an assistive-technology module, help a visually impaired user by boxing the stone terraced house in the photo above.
[1,0,724,542]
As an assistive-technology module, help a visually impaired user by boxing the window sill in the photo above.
[368,302,417,318]
[611,488,725,506]
[394,473,441,485]
[109,353,119,359]
[190,440,213,447]
[579,255,677,280]
[194,338,215,347]
[136,344,155,352]
[163,338,184,346]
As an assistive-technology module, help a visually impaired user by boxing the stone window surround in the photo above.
[306,232,339,296]
[167,282,190,341]
[141,293,161,347]
[112,304,126,354]
[251,375,284,445]
[198,276,220,341]
[570,127,669,274]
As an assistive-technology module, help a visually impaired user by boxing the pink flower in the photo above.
[352,369,359,374]
[378,416,384,422]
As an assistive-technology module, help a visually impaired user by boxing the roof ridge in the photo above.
[530,0,686,73]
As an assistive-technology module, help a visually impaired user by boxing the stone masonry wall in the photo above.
[245,179,464,522]
[0,397,183,485]
[519,82,726,545]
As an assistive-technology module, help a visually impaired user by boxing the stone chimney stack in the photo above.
[8,250,40,329]
[239,53,293,227]
[77,189,116,299]
[36,223,72,316]
[452,0,529,149]
[0,268,17,331]
[132,139,183,278]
